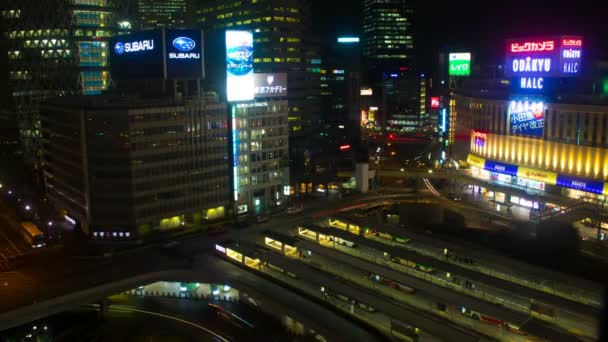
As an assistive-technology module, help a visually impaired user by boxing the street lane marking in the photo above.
[87,304,230,342]
[0,228,24,256]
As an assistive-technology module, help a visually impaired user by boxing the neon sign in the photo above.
[511,57,551,73]
[473,131,487,147]
[506,35,583,81]
[430,97,440,108]
[562,39,582,46]
[114,40,154,54]
[520,77,543,89]
[510,40,555,53]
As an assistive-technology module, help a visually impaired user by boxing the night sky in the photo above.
[312,0,608,71]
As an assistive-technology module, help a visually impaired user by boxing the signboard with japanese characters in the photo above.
[254,73,288,98]
[508,100,545,137]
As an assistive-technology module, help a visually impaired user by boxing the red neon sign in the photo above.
[340,144,351,150]
[430,97,440,109]
[562,39,582,47]
[510,40,555,53]
[473,131,487,139]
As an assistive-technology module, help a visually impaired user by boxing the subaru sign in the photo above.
[110,29,203,80]
[226,30,254,102]
[165,29,204,79]
[110,30,163,79]
[173,37,195,51]
[114,42,125,55]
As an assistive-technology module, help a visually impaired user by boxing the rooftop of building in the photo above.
[42,92,222,110]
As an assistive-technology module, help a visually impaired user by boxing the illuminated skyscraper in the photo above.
[193,0,321,135]
[137,0,186,30]
[362,0,414,70]
[0,0,121,163]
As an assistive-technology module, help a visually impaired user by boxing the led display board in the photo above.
[508,100,545,137]
[448,53,471,76]
[254,73,287,98]
[226,30,254,102]
[110,29,204,80]
[165,29,204,79]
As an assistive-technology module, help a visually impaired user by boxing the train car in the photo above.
[369,273,416,294]
[391,256,434,273]
[320,286,377,313]
[329,236,357,248]
[264,262,297,278]
[461,307,503,328]
[374,230,411,244]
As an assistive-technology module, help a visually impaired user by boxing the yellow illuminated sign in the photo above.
[467,154,486,169]
[603,183,608,195]
[517,166,557,185]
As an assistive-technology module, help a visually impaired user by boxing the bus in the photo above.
[20,222,45,248]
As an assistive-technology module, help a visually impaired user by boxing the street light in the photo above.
[25,205,31,211]
[48,221,53,227]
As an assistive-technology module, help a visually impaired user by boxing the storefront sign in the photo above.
[517,166,557,184]
[517,177,546,191]
[484,159,518,176]
[467,154,486,169]
[556,174,604,194]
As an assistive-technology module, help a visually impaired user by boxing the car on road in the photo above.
[162,240,179,248]
[207,225,226,235]
[255,215,269,223]
[447,193,461,201]
[286,206,303,214]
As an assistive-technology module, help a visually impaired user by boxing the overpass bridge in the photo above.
[0,256,384,342]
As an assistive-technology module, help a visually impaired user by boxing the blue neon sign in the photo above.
[172,37,195,52]
[484,159,518,176]
[556,174,604,194]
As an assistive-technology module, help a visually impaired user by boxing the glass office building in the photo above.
[1,0,120,163]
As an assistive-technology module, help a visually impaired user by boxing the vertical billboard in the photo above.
[226,30,254,102]
[448,53,471,76]
[165,29,204,79]
[508,100,545,137]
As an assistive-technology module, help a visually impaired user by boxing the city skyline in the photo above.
[1,1,607,341]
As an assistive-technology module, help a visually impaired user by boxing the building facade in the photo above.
[193,0,320,135]
[362,0,414,70]
[137,0,186,30]
[41,94,230,239]
[232,101,290,216]
[454,89,608,203]
[1,0,121,163]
